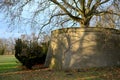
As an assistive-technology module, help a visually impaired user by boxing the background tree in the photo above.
[0,39,5,55]
[0,38,15,55]
[0,0,120,32]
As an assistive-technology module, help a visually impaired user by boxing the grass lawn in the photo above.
[0,55,21,73]
[0,55,120,80]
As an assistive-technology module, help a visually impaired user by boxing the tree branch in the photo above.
[50,0,82,22]
[87,0,93,8]
[62,0,79,12]
[94,11,120,16]
[78,0,86,14]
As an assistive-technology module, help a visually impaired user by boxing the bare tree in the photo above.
[96,0,120,29]
[0,0,120,31]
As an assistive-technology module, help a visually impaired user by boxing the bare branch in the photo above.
[39,13,67,32]
[50,0,82,22]
[87,0,93,8]
[62,0,79,12]
[95,11,120,16]
[78,0,86,13]
[0,0,120,30]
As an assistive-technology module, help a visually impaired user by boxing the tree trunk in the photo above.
[80,18,91,27]
[80,21,90,27]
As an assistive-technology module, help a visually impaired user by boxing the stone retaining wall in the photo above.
[45,27,120,70]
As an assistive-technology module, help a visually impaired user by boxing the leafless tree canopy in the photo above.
[0,0,120,32]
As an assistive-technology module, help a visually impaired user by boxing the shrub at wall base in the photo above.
[15,39,48,69]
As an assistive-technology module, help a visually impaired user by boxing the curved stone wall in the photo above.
[45,27,120,70]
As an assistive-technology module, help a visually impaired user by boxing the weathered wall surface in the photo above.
[44,27,120,70]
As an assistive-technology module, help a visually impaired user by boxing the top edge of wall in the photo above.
[51,27,120,34]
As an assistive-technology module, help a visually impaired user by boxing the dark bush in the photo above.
[15,39,48,69]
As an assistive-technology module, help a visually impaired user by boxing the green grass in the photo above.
[0,55,21,73]
[0,55,16,63]
[0,55,120,80]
